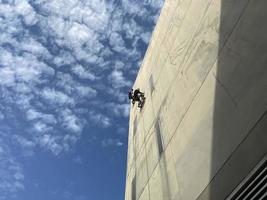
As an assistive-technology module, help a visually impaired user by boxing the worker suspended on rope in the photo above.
[128,88,145,108]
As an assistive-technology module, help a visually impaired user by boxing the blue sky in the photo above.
[0,0,163,199]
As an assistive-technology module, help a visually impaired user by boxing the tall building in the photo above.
[124,0,267,199]
[124,0,267,200]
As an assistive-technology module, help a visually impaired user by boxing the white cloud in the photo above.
[101,138,123,148]
[76,86,97,98]
[53,50,75,67]
[106,87,129,102]
[0,137,25,199]
[13,135,35,149]
[26,109,56,123]
[68,23,91,44]
[39,134,63,155]
[55,72,97,99]
[107,103,130,118]
[89,112,111,128]
[122,0,163,17]
[0,50,54,86]
[109,70,131,88]
[109,32,126,52]
[0,66,15,87]
[33,121,52,133]
[15,0,38,26]
[116,104,130,118]
[62,134,79,152]
[41,88,75,106]
[141,32,152,44]
[122,18,141,39]
[20,38,50,58]
[61,109,83,133]
[71,65,96,80]
[113,61,125,70]
[15,83,32,94]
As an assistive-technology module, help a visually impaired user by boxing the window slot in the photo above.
[155,120,164,156]
[131,176,136,200]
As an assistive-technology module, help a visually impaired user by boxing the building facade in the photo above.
[125,0,267,199]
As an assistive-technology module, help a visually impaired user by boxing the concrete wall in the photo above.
[125,0,267,199]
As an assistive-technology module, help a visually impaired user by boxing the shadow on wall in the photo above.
[209,0,267,199]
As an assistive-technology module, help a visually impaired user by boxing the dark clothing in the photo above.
[128,92,133,100]
[133,89,140,99]
[128,89,145,107]
[133,89,143,101]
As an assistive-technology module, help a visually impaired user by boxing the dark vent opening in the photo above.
[155,119,164,156]
[228,156,267,200]
[132,176,136,200]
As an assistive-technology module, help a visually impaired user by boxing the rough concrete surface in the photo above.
[125,0,267,199]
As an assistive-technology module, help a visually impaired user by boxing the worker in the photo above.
[133,89,144,101]
[128,88,145,108]
[128,89,136,105]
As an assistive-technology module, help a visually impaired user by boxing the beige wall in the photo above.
[125,0,267,199]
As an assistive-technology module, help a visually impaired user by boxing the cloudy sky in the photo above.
[0,0,163,199]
